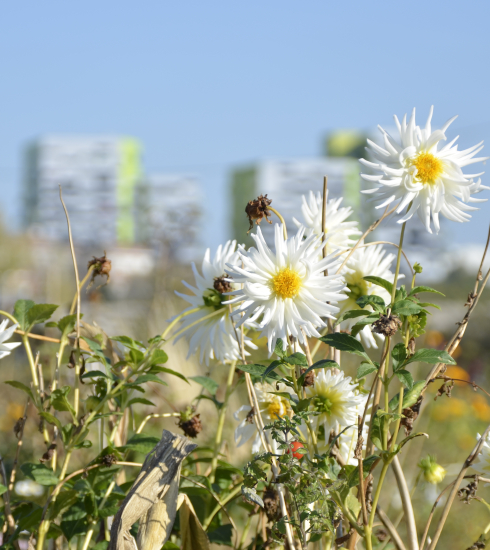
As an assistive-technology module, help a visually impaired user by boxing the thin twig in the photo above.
[14,330,61,343]
[426,423,490,550]
[9,399,29,493]
[0,454,15,534]
[391,456,418,550]
[376,507,406,550]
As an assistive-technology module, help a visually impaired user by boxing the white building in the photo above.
[23,136,142,247]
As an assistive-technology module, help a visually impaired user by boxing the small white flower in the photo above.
[226,225,347,354]
[339,244,395,349]
[0,320,21,359]
[472,433,490,483]
[15,480,44,497]
[361,106,489,233]
[292,190,361,253]
[305,369,365,435]
[173,240,257,365]
[234,382,296,453]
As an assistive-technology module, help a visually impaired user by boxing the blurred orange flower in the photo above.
[444,365,470,385]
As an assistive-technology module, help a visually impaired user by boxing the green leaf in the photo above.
[111,335,144,350]
[237,364,282,381]
[392,300,424,316]
[80,370,110,380]
[51,386,76,416]
[129,348,145,365]
[389,380,425,411]
[357,363,378,379]
[320,333,371,363]
[241,485,264,507]
[273,339,287,358]
[39,411,63,432]
[0,483,7,496]
[356,295,386,312]
[81,337,104,354]
[409,286,444,297]
[335,309,372,325]
[150,349,169,365]
[261,360,282,380]
[395,370,414,389]
[14,299,35,331]
[133,373,168,386]
[363,276,393,294]
[5,380,35,401]
[21,463,59,486]
[121,434,160,454]
[350,313,380,337]
[208,524,233,546]
[283,352,308,366]
[26,304,59,328]
[297,359,338,386]
[391,343,408,372]
[149,365,188,383]
[57,314,78,339]
[346,455,378,487]
[126,397,156,407]
[189,375,219,395]
[404,348,456,367]
[418,302,441,310]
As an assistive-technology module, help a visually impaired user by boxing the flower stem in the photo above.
[209,360,237,484]
[159,306,204,341]
[165,308,224,343]
[390,204,411,306]
[269,207,288,239]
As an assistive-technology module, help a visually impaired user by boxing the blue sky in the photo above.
[2,1,490,251]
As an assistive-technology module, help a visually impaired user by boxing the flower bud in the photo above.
[418,455,446,484]
[413,263,423,274]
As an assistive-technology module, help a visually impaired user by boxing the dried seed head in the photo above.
[372,314,402,337]
[246,407,255,424]
[13,416,27,439]
[401,396,423,436]
[458,478,479,503]
[87,252,112,287]
[263,487,280,522]
[245,194,272,232]
[101,453,117,467]
[376,529,388,542]
[214,274,232,294]
[407,337,416,356]
[179,415,202,438]
[40,443,57,463]
[301,368,315,387]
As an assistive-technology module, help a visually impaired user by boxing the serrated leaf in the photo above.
[58,314,78,339]
[356,295,386,312]
[273,339,287,358]
[150,349,169,365]
[51,386,76,416]
[189,375,219,395]
[363,276,393,294]
[357,363,378,379]
[13,299,35,331]
[297,359,338,386]
[283,352,308,366]
[389,380,425,411]
[26,304,59,328]
[241,486,264,507]
[320,333,371,363]
[392,300,424,316]
[335,309,372,325]
[21,463,59,486]
[5,380,35,401]
[409,286,444,297]
[395,370,414,389]
[39,411,62,431]
[404,348,456,367]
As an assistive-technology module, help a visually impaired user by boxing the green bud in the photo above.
[418,455,446,484]
[413,263,423,274]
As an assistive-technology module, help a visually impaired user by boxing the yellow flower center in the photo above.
[272,267,302,299]
[412,152,443,185]
[267,401,284,419]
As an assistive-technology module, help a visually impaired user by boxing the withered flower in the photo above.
[245,194,272,232]
[263,487,280,522]
[214,274,232,294]
[178,406,202,438]
[372,314,402,337]
[40,443,57,463]
[300,368,315,387]
[87,252,112,287]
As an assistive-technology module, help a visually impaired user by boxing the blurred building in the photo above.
[135,174,203,262]
[23,136,142,247]
[231,157,361,245]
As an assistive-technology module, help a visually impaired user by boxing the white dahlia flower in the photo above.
[173,240,257,365]
[225,225,347,354]
[361,106,489,233]
[0,320,21,359]
[292,190,361,253]
[339,244,395,349]
[234,382,296,453]
[472,433,490,483]
[305,368,365,435]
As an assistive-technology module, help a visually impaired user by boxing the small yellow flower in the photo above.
[419,456,446,484]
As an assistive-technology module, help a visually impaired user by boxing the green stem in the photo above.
[203,483,242,530]
[69,266,94,315]
[389,203,411,307]
[209,361,236,484]
[21,334,40,395]
[368,461,390,531]
[161,307,221,342]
